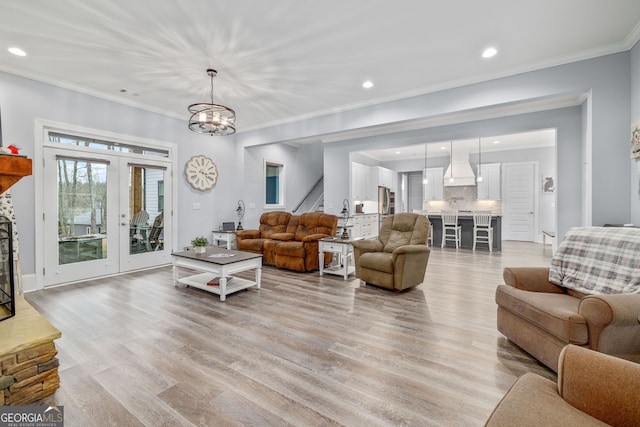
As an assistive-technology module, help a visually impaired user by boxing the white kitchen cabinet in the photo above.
[423,167,444,201]
[477,163,501,199]
[351,214,379,240]
[352,162,376,201]
[377,166,396,191]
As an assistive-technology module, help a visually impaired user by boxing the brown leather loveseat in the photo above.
[235,211,292,265]
[236,211,337,272]
[273,212,338,272]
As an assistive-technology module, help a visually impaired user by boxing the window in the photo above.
[158,180,164,211]
[48,132,169,157]
[265,160,284,207]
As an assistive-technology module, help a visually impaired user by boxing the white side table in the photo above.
[211,230,237,250]
[319,238,355,280]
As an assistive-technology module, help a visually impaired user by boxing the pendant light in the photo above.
[448,140,455,183]
[477,137,483,183]
[422,143,428,184]
[188,69,236,136]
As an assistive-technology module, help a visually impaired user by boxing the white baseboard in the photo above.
[21,274,39,293]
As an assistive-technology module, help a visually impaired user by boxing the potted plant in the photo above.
[191,236,209,254]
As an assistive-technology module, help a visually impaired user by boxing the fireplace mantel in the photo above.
[0,155,32,194]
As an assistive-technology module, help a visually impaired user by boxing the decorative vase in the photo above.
[194,246,206,254]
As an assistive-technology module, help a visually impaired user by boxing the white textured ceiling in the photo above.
[1,0,640,132]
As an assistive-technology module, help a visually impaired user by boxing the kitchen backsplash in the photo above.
[422,186,502,214]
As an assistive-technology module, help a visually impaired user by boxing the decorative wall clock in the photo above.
[184,155,218,190]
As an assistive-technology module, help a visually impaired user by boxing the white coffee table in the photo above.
[173,247,262,301]
[319,237,355,280]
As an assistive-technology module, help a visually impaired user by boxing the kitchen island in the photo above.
[428,212,502,251]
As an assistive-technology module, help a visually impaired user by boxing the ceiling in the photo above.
[362,129,556,162]
[1,1,640,133]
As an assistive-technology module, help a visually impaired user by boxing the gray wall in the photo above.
[1,44,636,282]
[238,52,632,241]
[0,71,243,279]
[240,142,324,229]
[323,106,580,240]
[631,41,640,223]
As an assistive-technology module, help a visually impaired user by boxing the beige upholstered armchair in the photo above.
[352,213,430,291]
[485,344,640,426]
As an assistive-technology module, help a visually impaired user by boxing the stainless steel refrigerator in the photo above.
[378,186,395,221]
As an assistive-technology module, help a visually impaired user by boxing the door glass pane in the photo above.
[57,159,108,265]
[49,132,169,157]
[129,165,165,254]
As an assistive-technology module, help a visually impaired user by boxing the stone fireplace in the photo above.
[0,154,62,405]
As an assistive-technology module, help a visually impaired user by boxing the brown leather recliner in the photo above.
[352,213,431,291]
[235,211,291,265]
[274,212,338,272]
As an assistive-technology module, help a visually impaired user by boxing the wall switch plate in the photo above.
[249,202,256,209]
[192,202,201,210]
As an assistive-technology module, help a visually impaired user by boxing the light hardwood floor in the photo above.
[26,241,555,426]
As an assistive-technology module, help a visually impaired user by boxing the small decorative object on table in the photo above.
[236,200,245,230]
[191,236,209,254]
[339,199,351,239]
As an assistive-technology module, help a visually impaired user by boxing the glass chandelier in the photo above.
[188,69,236,136]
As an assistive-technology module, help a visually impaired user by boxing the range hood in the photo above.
[443,144,477,186]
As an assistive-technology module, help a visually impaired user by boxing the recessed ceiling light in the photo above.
[482,47,497,58]
[395,151,400,154]
[493,140,500,144]
[8,47,26,57]
[440,146,446,150]
[362,81,374,89]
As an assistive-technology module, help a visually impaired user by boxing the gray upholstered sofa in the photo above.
[496,227,640,372]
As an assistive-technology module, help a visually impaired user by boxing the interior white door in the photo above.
[503,162,536,241]
[407,172,423,212]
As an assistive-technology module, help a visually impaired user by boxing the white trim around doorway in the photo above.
[32,119,179,292]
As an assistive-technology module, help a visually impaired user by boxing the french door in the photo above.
[43,147,172,286]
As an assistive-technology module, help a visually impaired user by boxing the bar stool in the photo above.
[473,210,493,251]
[412,210,433,247]
[441,210,461,249]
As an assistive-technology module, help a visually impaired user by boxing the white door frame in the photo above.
[34,119,178,290]
[502,161,539,242]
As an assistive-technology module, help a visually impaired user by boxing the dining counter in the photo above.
[427,213,502,251]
